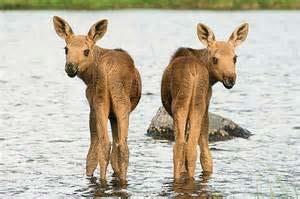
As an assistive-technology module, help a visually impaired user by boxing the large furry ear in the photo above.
[53,16,74,41]
[87,19,108,43]
[197,23,216,47]
[228,23,249,47]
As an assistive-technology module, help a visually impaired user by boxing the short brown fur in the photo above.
[161,23,249,180]
[53,16,141,183]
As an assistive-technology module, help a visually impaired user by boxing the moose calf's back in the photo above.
[161,48,210,116]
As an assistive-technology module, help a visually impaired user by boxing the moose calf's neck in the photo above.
[194,48,219,87]
[78,46,106,86]
[177,48,218,87]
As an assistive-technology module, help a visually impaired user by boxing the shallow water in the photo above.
[0,10,299,198]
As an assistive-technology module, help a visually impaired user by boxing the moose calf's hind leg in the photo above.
[173,108,189,180]
[86,110,99,176]
[173,141,185,180]
[97,140,111,181]
[186,109,202,179]
[111,94,131,182]
[110,118,120,177]
[95,109,111,181]
[199,112,213,174]
[116,114,130,182]
[86,134,99,176]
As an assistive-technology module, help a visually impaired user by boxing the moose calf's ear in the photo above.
[53,16,74,41]
[228,23,249,47]
[87,19,108,43]
[197,23,216,47]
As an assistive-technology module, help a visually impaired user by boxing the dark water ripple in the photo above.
[0,10,299,198]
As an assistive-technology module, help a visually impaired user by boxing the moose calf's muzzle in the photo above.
[65,63,78,78]
[223,77,236,89]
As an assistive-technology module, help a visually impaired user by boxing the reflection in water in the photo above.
[160,173,223,198]
[77,176,131,198]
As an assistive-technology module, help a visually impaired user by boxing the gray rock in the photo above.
[147,107,252,142]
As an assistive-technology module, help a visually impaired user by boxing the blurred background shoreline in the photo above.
[1,0,300,10]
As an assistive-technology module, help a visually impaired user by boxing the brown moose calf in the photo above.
[161,23,249,180]
[53,16,141,183]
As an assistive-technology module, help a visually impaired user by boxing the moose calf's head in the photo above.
[53,16,108,78]
[197,23,249,89]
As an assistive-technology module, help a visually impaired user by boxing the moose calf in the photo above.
[161,23,249,179]
[53,16,141,183]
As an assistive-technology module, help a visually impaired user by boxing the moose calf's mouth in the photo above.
[66,70,77,78]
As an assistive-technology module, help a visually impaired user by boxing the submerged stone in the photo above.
[147,107,252,142]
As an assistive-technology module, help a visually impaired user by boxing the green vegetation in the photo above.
[1,0,300,10]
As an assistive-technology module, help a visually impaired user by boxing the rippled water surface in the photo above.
[0,10,299,198]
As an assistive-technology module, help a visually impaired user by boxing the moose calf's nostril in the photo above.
[65,63,78,71]
[65,63,78,78]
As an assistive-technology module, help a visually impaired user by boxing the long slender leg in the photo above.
[95,106,111,181]
[199,109,213,174]
[171,77,196,180]
[86,108,99,176]
[109,77,132,182]
[114,106,130,182]
[186,105,205,179]
[173,107,189,180]
[170,66,197,180]
[110,117,120,177]
[109,89,131,183]
[172,82,196,180]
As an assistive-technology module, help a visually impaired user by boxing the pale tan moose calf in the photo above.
[161,22,249,180]
[53,16,141,183]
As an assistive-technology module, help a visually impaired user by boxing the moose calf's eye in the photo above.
[212,57,218,64]
[64,47,68,55]
[233,55,237,64]
[83,49,90,57]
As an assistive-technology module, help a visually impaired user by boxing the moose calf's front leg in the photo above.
[95,107,111,181]
[86,109,99,176]
[199,111,212,174]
